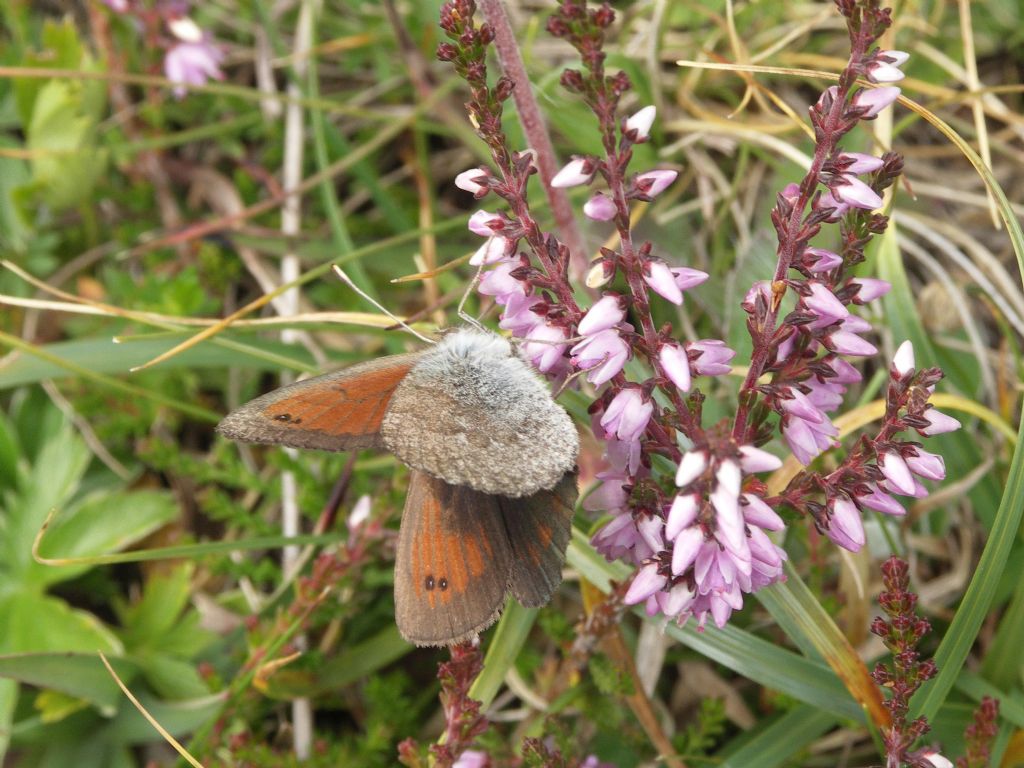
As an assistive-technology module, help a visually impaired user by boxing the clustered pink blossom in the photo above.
[440,0,959,633]
[102,0,225,98]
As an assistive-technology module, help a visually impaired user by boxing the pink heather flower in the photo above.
[570,328,630,385]
[825,327,877,357]
[856,483,906,516]
[827,496,865,552]
[478,262,525,304]
[520,323,569,373]
[624,563,667,605]
[666,493,699,541]
[906,449,945,481]
[498,293,543,335]
[676,449,709,487]
[658,582,696,617]
[879,451,916,495]
[625,105,656,140]
[893,340,915,377]
[164,40,225,98]
[782,412,838,465]
[805,282,849,328]
[688,340,735,376]
[584,469,629,513]
[833,174,883,210]
[738,445,782,473]
[600,389,653,443]
[470,237,509,266]
[920,751,954,768]
[742,280,772,312]
[671,526,703,575]
[643,260,683,304]
[840,151,885,174]
[578,294,626,336]
[851,277,892,303]
[551,157,593,188]
[867,50,909,83]
[584,192,617,220]
[658,342,691,391]
[742,493,785,530]
[918,407,961,436]
[592,511,641,560]
[102,0,130,11]
[467,209,503,236]
[167,16,203,43]
[452,750,489,768]
[780,388,827,424]
[635,170,678,198]
[780,182,800,204]
[805,377,845,412]
[825,355,863,384]
[853,86,902,117]
[672,266,710,292]
[636,514,665,554]
[455,168,488,195]
[806,247,843,272]
[585,258,615,288]
[814,188,851,221]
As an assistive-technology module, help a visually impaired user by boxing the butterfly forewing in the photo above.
[499,470,578,608]
[395,471,513,646]
[216,352,424,452]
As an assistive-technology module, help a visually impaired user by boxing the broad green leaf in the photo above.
[134,655,210,701]
[0,679,16,762]
[101,691,225,744]
[0,653,135,716]
[0,593,122,656]
[29,489,178,588]
[1,424,90,580]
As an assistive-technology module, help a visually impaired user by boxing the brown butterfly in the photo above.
[217,328,580,646]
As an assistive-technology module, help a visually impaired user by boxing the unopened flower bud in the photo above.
[625,105,656,141]
[455,168,488,195]
[551,157,594,188]
[584,192,617,221]
[585,258,615,288]
[168,16,203,43]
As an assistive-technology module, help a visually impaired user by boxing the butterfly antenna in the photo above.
[456,263,487,332]
[332,265,436,345]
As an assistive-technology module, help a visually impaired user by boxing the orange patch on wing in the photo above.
[264,360,414,436]
[464,538,484,577]
[535,522,552,549]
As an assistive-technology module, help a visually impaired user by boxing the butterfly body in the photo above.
[217,328,580,646]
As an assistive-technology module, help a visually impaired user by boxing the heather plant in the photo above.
[1,1,1022,767]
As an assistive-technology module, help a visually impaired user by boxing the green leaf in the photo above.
[30,489,179,588]
[0,593,122,656]
[469,599,538,708]
[0,653,135,716]
[0,423,90,581]
[134,655,210,701]
[0,679,16,762]
[101,691,225,744]
[718,705,836,768]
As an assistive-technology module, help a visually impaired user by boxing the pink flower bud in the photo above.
[919,408,961,436]
[469,237,509,266]
[742,493,785,530]
[825,329,877,357]
[643,260,683,305]
[455,168,488,195]
[551,157,593,188]
[600,388,653,443]
[625,105,657,140]
[906,449,945,481]
[671,527,703,575]
[570,328,630,385]
[578,294,626,336]
[468,210,502,236]
[738,445,783,473]
[689,340,735,376]
[840,152,884,174]
[658,342,691,391]
[666,493,699,540]
[920,751,953,768]
[833,175,883,210]
[879,451,916,495]
[585,258,615,288]
[635,169,678,198]
[624,563,667,605]
[675,450,708,487]
[892,340,915,377]
[672,267,709,292]
[827,497,865,552]
[805,282,850,328]
[347,495,371,532]
[806,247,843,272]
[851,277,891,303]
[853,86,902,117]
[716,460,742,497]
[168,16,203,43]
[583,192,617,220]
[867,50,909,84]
[856,484,905,516]
[452,750,489,768]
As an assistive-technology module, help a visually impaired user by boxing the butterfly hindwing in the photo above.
[500,470,578,608]
[216,352,424,452]
[394,470,514,646]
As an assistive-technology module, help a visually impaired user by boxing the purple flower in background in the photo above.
[164,40,225,98]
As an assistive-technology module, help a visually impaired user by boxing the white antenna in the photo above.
[332,265,436,345]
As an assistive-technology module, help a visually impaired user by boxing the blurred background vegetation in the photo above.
[1,0,1022,766]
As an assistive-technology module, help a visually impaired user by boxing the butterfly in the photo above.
[217,327,580,646]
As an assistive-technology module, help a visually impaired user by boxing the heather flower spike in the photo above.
[438,0,954,635]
